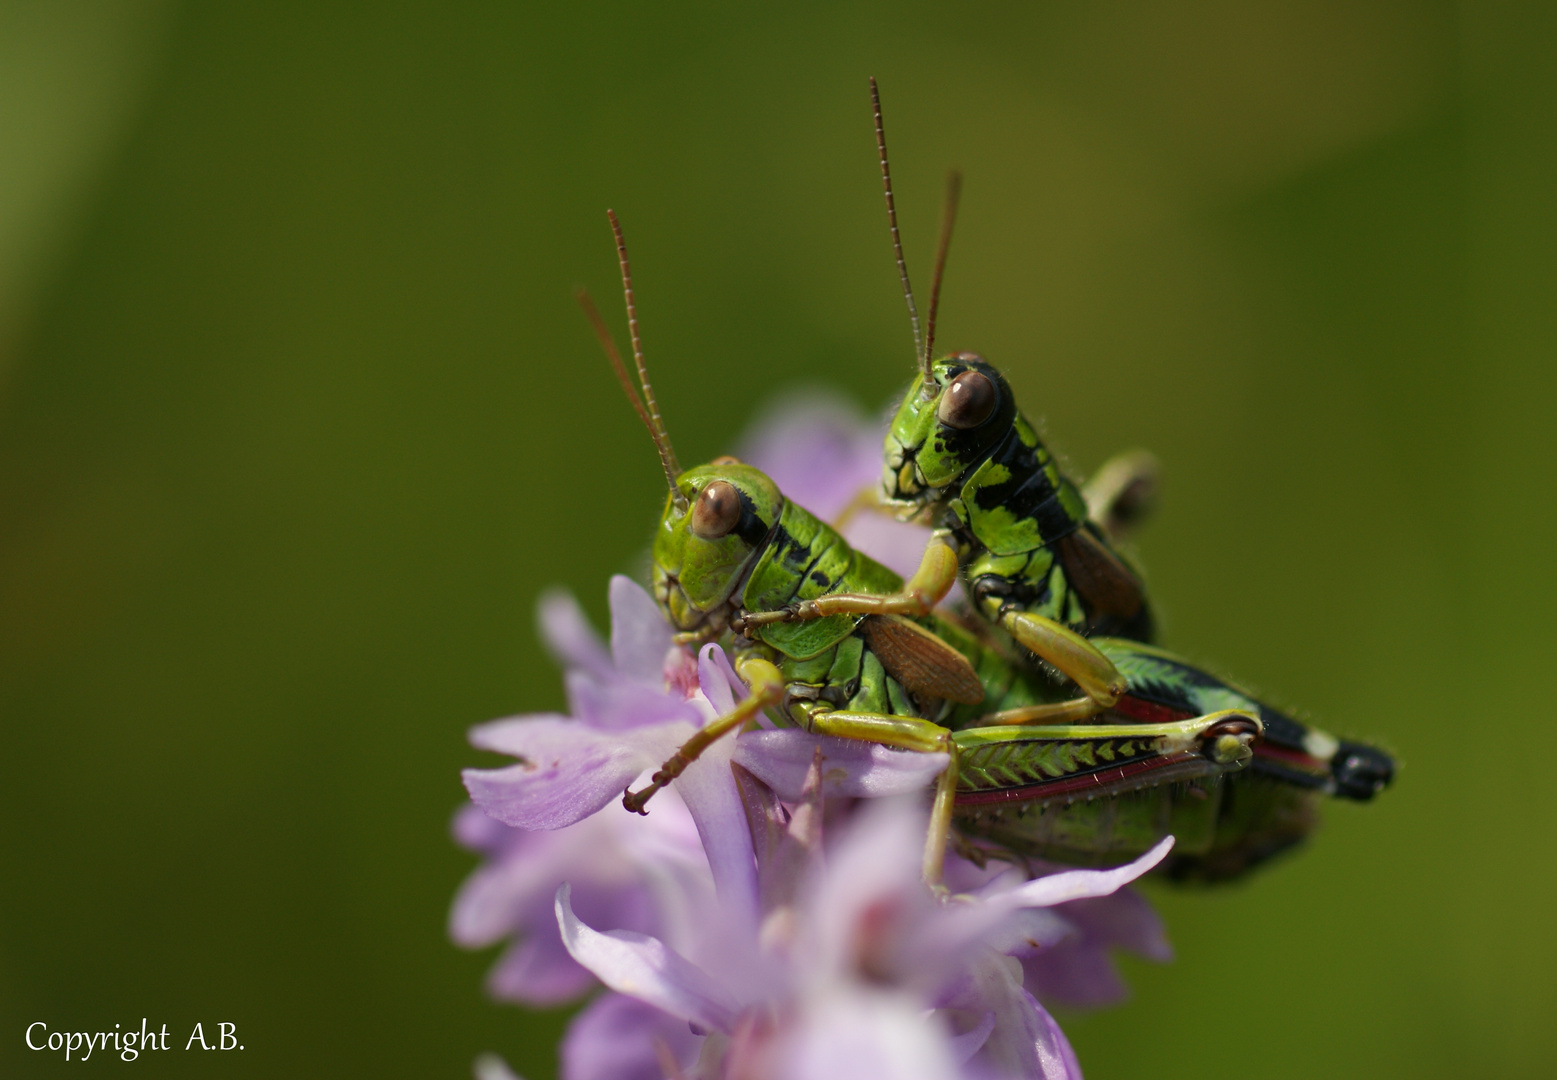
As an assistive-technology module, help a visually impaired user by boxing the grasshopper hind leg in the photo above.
[800,707,959,885]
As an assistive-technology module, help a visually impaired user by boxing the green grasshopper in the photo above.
[580,211,1286,883]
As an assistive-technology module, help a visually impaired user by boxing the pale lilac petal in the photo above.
[956,955,1082,1080]
[463,719,674,829]
[452,802,512,854]
[671,725,760,926]
[985,837,1175,911]
[733,730,948,799]
[664,644,701,699]
[1030,992,1084,1080]
[978,907,1077,959]
[487,933,598,1005]
[1019,887,1171,1009]
[801,799,933,987]
[945,1010,997,1066]
[1052,887,1172,963]
[1021,939,1129,1010]
[697,644,738,714]
[934,839,1176,967]
[737,393,882,520]
[779,989,960,1080]
[538,589,614,680]
[449,853,552,948]
[701,643,774,729]
[609,575,675,685]
[556,885,739,1033]
[562,992,702,1080]
[473,1052,525,1080]
[705,645,745,700]
[564,674,704,731]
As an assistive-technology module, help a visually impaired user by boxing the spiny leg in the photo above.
[954,710,1264,790]
[623,655,784,814]
[737,532,959,631]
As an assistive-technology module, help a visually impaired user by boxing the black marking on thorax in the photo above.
[733,490,777,548]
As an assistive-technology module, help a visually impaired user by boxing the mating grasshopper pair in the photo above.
[581,233,1381,887]
[578,81,1392,884]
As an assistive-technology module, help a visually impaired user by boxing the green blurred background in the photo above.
[2,2,1553,1077]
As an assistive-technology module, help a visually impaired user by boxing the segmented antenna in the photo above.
[871,77,925,375]
[922,169,962,371]
[607,212,681,475]
[575,211,685,509]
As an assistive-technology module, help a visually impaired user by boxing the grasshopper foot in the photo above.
[621,785,653,815]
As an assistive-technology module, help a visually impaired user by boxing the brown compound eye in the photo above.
[937,370,996,429]
[690,480,742,540]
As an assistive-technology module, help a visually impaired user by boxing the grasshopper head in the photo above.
[651,461,784,633]
[883,352,1016,508]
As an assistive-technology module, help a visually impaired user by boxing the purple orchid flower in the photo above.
[557,760,1176,1080]
[453,574,947,1012]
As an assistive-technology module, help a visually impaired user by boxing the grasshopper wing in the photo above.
[861,614,986,705]
[1055,528,1146,622]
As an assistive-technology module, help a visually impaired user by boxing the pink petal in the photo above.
[451,802,514,854]
[1051,886,1172,964]
[555,885,738,1034]
[944,1010,996,1066]
[537,588,613,680]
[486,933,598,1006]
[564,675,704,731]
[697,644,738,714]
[671,725,760,926]
[733,730,948,799]
[609,576,675,685]
[958,955,1083,1080]
[736,393,882,521]
[1021,939,1130,1011]
[779,989,961,1080]
[463,719,670,830]
[987,837,1175,910]
[562,992,703,1080]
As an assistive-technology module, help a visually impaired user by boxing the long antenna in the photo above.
[574,214,686,510]
[577,288,684,505]
[870,77,924,374]
[607,210,681,479]
[922,169,962,370]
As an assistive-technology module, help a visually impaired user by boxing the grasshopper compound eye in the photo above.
[938,370,996,429]
[690,480,742,540]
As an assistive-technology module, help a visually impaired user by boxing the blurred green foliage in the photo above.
[2,2,1554,1077]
